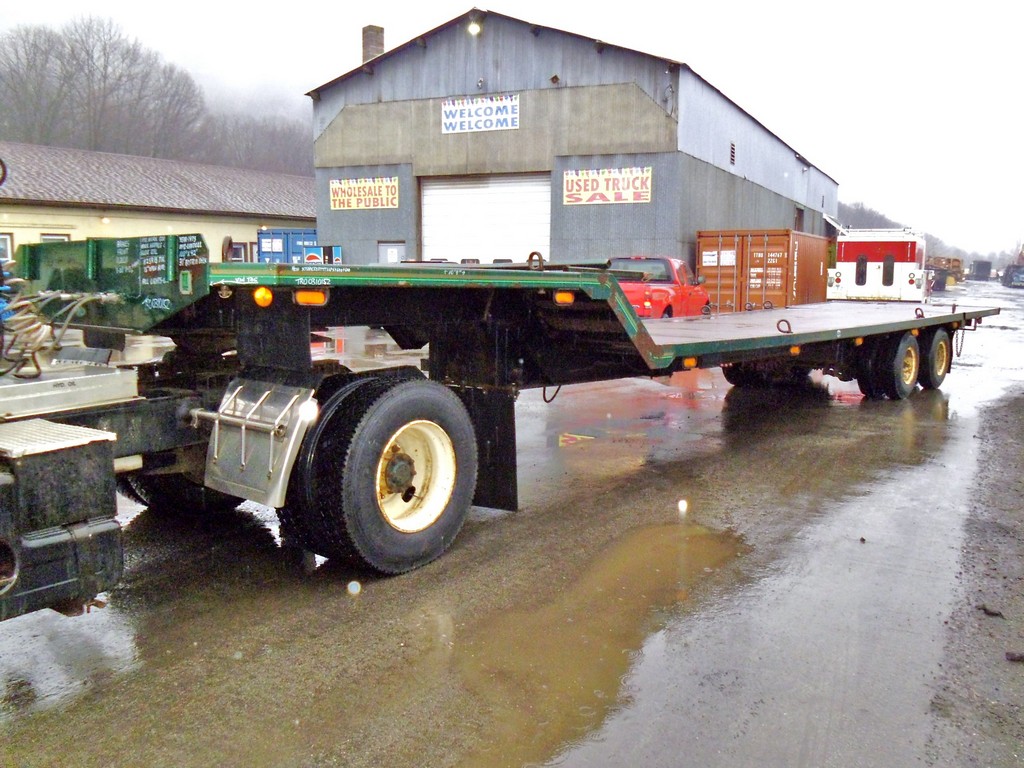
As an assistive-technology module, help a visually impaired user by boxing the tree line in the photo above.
[0,17,313,176]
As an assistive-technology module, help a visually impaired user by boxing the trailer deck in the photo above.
[639,300,997,367]
[208,262,999,374]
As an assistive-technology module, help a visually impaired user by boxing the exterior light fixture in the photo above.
[468,20,482,35]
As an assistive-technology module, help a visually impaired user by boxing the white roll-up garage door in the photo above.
[421,175,551,264]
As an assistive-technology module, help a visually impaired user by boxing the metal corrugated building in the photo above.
[307,8,838,267]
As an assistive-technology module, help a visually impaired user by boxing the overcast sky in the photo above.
[3,1,1019,255]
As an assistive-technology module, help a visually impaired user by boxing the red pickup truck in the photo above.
[608,256,710,318]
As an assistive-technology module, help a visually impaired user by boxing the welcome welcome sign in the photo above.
[441,94,520,134]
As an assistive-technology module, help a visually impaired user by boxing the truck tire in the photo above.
[285,377,478,573]
[279,367,426,551]
[277,376,378,552]
[879,332,920,400]
[918,328,951,389]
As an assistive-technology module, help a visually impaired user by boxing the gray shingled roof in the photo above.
[0,141,315,219]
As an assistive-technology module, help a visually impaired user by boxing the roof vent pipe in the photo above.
[362,25,384,62]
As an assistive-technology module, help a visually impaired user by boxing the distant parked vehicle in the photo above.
[1001,264,1024,288]
[607,256,710,318]
[968,260,993,281]
[827,228,930,302]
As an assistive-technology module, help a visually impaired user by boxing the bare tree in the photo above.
[0,16,312,175]
[1,18,207,158]
[199,112,313,175]
[0,25,73,144]
[128,60,207,158]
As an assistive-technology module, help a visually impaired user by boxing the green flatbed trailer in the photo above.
[0,237,1000,621]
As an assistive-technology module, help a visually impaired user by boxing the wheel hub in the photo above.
[383,450,416,493]
[375,419,458,533]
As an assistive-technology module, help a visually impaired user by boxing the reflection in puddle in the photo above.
[0,607,139,720]
[453,523,745,766]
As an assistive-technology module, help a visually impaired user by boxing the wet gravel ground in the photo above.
[927,387,1024,766]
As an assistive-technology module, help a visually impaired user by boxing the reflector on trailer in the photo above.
[554,291,575,306]
[295,289,329,306]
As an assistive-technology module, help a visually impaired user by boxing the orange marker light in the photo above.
[554,290,575,306]
[682,357,698,369]
[295,289,329,306]
[789,346,801,356]
[253,286,274,307]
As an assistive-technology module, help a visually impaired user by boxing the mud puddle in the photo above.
[451,522,745,767]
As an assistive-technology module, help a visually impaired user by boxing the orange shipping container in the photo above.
[696,229,831,314]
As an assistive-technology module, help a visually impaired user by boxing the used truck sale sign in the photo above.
[563,167,652,205]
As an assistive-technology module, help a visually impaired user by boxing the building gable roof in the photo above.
[306,7,833,183]
[0,141,315,219]
[307,7,680,98]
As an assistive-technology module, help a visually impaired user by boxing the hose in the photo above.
[0,252,120,378]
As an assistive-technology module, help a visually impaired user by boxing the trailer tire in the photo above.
[879,332,920,400]
[918,329,951,390]
[855,342,882,399]
[287,377,478,573]
[855,340,886,400]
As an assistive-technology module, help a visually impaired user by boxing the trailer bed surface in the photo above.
[640,301,998,366]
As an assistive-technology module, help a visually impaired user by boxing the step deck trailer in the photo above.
[0,252,1000,621]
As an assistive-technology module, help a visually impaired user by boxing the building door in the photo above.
[421,175,550,263]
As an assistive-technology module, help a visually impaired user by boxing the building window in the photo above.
[40,233,71,243]
[793,207,805,231]
[855,255,868,285]
[0,233,12,264]
[882,255,895,286]
[729,142,736,166]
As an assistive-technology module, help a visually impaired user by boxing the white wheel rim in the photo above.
[375,420,457,533]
